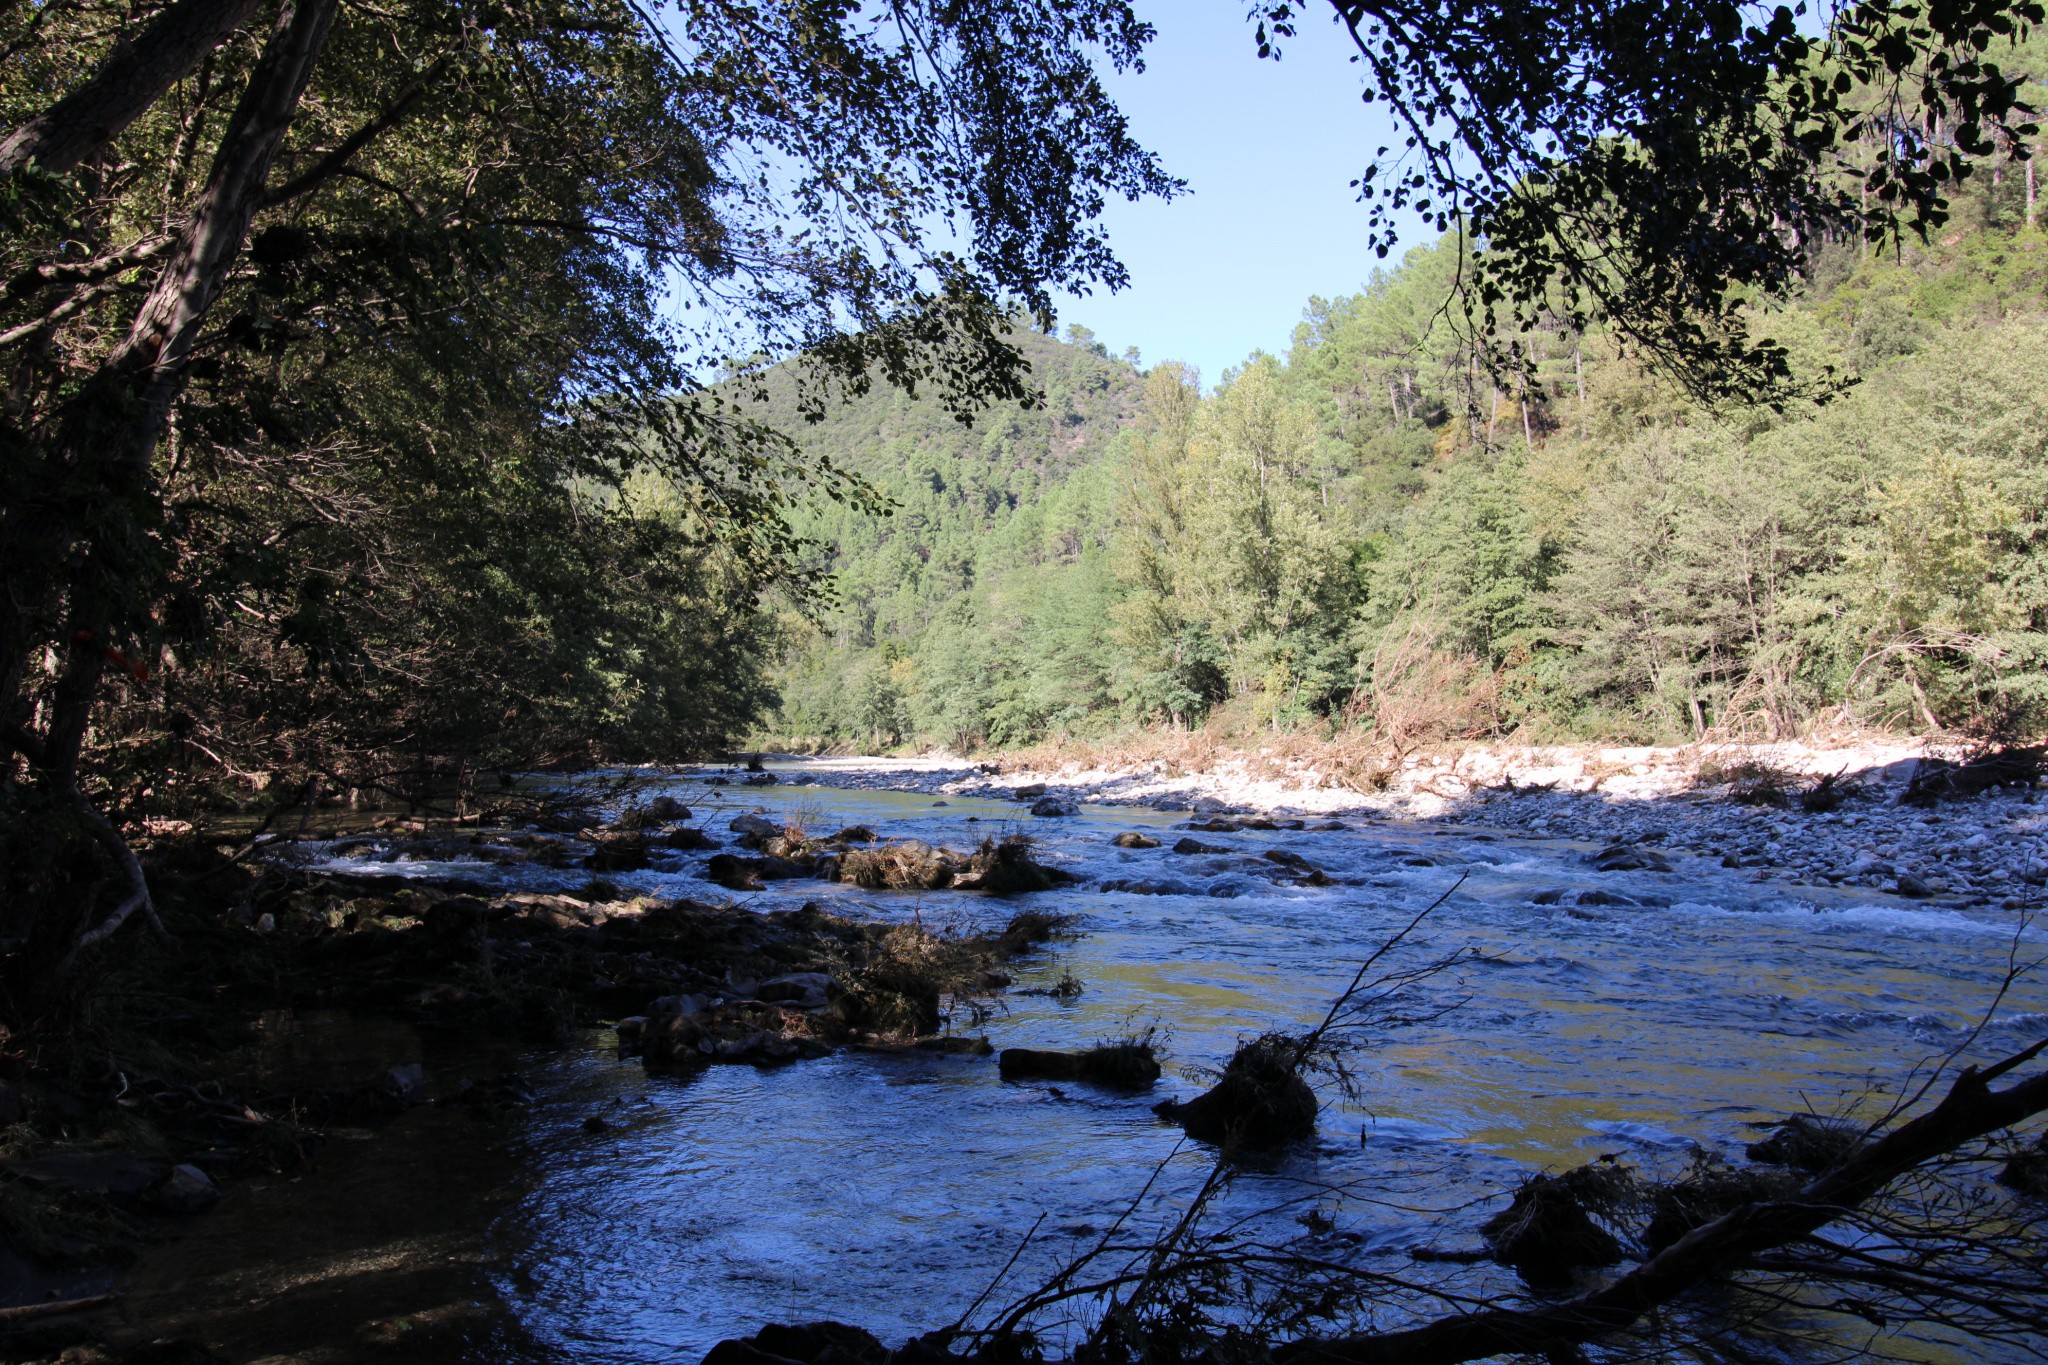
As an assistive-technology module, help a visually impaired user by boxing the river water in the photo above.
[123,760,2048,1362]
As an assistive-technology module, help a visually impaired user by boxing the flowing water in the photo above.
[119,760,2048,1361]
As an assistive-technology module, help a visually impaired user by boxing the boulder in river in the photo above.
[996,910,1071,953]
[1172,837,1228,855]
[754,972,838,1011]
[1587,843,1674,873]
[1481,1161,1633,1286]
[1030,797,1078,817]
[643,795,689,822]
[1999,1133,2048,1197]
[701,1321,889,1365]
[999,1038,1161,1090]
[1099,877,1200,897]
[707,853,812,891]
[585,833,651,872]
[728,813,782,841]
[1155,1034,1318,1150]
[1745,1113,1865,1172]
[951,835,1079,893]
[1112,831,1160,849]
[156,1163,222,1215]
[1642,1157,1802,1254]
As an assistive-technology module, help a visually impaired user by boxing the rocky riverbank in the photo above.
[770,736,2048,909]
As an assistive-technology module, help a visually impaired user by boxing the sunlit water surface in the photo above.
[189,762,2048,1360]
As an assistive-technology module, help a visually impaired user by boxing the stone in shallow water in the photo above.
[1100,877,1200,897]
[157,1163,220,1215]
[998,1041,1160,1090]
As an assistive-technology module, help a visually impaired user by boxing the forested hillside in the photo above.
[762,190,2048,751]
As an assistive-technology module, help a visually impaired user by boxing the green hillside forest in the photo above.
[761,203,2048,753]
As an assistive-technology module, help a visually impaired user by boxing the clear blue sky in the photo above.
[1050,4,1426,388]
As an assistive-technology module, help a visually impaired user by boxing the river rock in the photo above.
[1099,877,1200,897]
[728,813,781,840]
[644,795,689,822]
[658,827,720,850]
[1481,1163,1629,1285]
[376,1063,426,1106]
[1894,873,1934,898]
[1172,837,1228,855]
[1155,1036,1317,1149]
[2000,1133,2048,1197]
[1012,783,1048,799]
[586,833,651,872]
[754,972,837,1011]
[998,1041,1160,1089]
[1588,844,1674,873]
[1030,797,1078,817]
[1746,1114,1865,1172]
[702,1321,889,1365]
[156,1163,221,1215]
[706,853,811,890]
[1112,832,1161,849]
[1642,1160,1802,1254]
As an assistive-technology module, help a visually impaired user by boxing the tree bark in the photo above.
[0,0,265,179]
[34,0,337,785]
[1273,1043,2048,1365]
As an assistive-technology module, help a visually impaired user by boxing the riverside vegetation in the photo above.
[764,175,2048,754]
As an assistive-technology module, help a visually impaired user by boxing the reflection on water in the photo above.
[152,763,2048,1361]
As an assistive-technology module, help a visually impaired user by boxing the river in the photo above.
[111,758,2048,1362]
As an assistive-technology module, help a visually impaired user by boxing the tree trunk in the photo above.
[34,0,338,787]
[2028,150,2038,229]
[0,0,264,179]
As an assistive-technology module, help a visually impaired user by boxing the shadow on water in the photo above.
[103,1014,556,1364]
[111,755,2048,1362]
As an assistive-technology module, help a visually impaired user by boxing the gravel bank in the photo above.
[740,738,2048,911]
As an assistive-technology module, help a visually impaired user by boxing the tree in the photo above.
[1254,0,2044,402]
[0,0,1175,988]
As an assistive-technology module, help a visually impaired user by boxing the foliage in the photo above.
[0,0,1172,993]
[1253,0,2047,404]
[762,162,2048,752]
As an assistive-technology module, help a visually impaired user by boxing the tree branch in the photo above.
[261,50,453,209]
[1274,1043,2048,1365]
[0,0,264,179]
